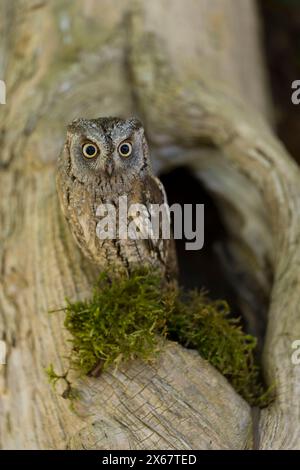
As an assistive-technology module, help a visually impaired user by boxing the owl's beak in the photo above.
[105,161,114,176]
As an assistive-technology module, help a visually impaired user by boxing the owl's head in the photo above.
[63,117,151,184]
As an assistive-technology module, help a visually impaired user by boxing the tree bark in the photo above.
[1,0,299,449]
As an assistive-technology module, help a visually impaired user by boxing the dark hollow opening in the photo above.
[159,166,270,361]
[159,166,242,318]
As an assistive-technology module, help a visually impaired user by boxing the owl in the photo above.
[56,117,177,280]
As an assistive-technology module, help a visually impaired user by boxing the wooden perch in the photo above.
[0,0,299,449]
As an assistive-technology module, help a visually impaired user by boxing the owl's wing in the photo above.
[141,175,178,280]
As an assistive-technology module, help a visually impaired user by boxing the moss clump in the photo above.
[62,270,168,375]
[166,290,271,407]
[49,268,272,407]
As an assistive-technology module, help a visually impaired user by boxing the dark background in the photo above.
[260,0,300,161]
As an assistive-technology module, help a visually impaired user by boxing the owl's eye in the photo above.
[118,141,132,158]
[82,142,99,159]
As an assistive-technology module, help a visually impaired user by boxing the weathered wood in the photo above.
[68,344,252,450]
[1,0,298,450]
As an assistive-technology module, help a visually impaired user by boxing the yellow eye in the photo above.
[118,141,132,158]
[82,142,99,159]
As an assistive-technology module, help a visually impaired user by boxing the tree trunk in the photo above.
[1,0,299,450]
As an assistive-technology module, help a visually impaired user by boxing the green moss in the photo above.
[62,270,168,375]
[166,290,272,407]
[48,268,273,407]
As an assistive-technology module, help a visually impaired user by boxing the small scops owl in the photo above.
[56,117,177,279]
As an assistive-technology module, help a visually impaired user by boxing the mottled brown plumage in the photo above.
[56,117,177,279]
